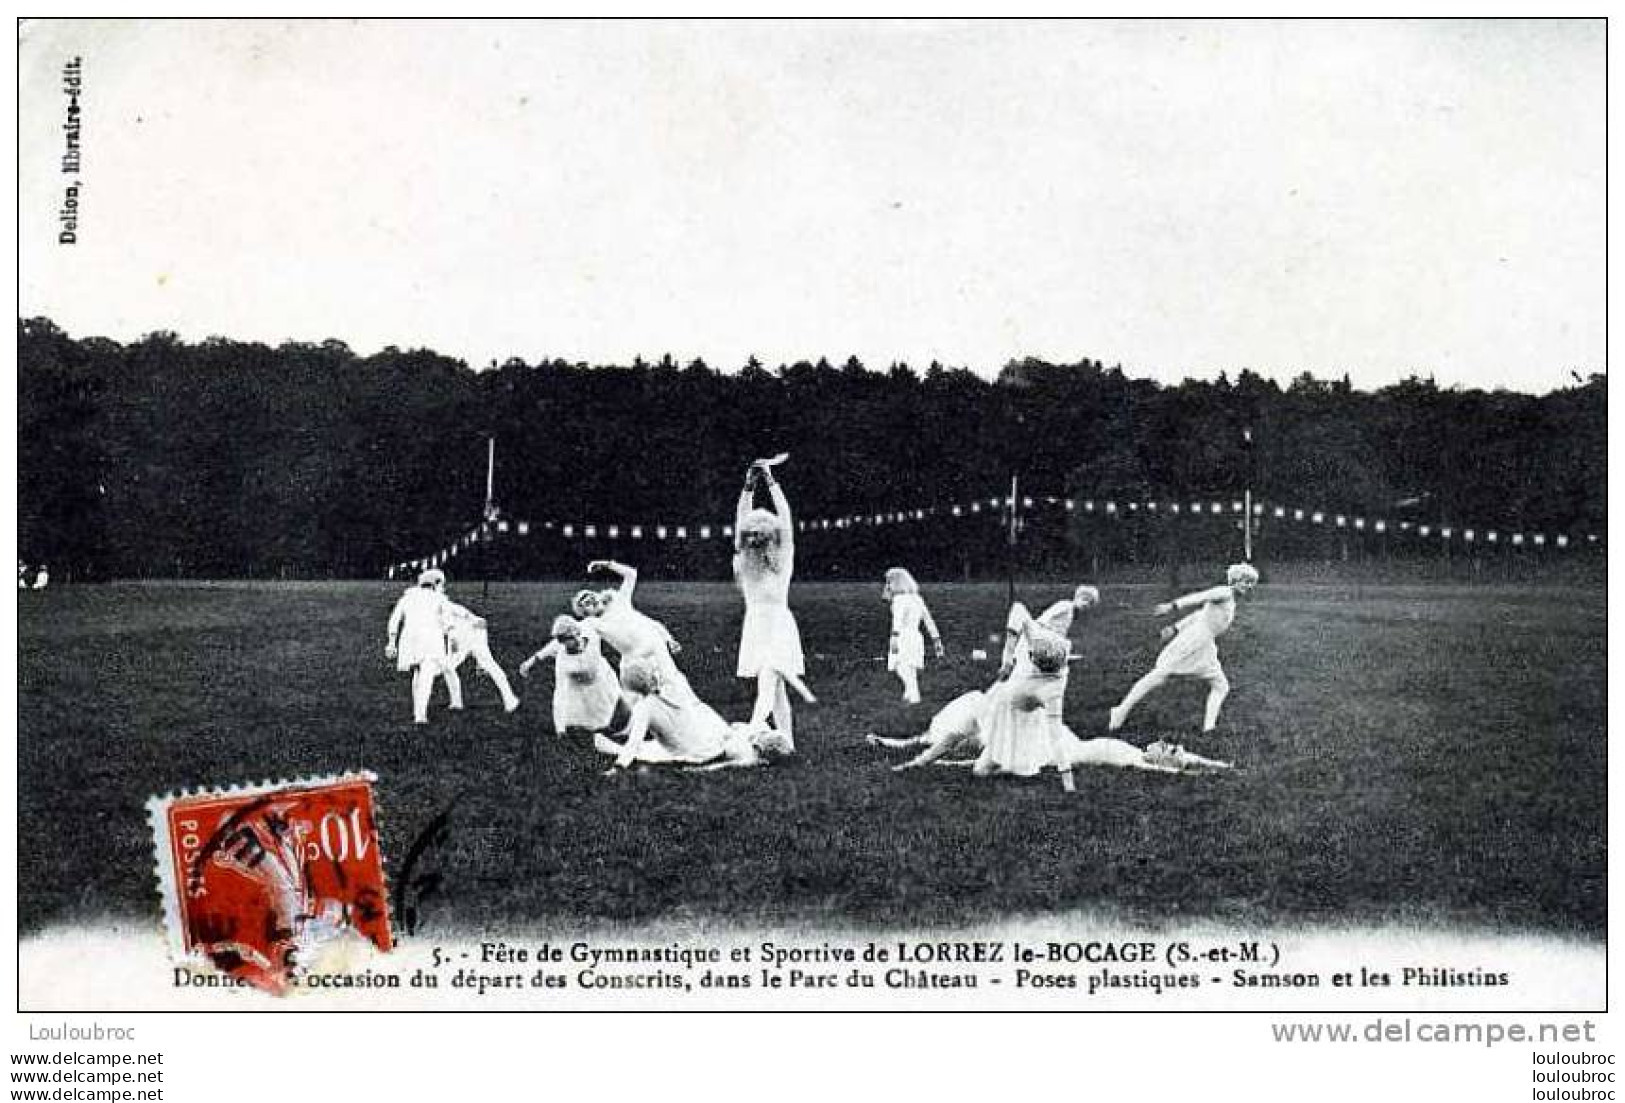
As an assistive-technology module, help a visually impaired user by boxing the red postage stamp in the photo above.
[147,772,393,993]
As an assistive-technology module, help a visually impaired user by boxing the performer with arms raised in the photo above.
[734,456,814,749]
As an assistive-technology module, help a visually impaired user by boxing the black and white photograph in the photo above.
[11,16,1608,1062]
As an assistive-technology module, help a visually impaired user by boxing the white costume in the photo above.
[597,692,730,769]
[528,625,622,733]
[592,595,697,706]
[888,592,939,674]
[1030,597,1079,639]
[735,538,804,679]
[870,690,989,770]
[975,658,1070,778]
[1051,732,1231,773]
[387,586,451,673]
[923,690,986,753]
[577,563,700,708]
[734,466,811,747]
[1151,589,1235,679]
[970,604,1078,778]
[443,601,520,713]
[386,575,454,725]
[1110,565,1256,734]
[691,723,798,771]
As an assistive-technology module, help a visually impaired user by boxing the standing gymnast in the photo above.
[734,456,814,749]
[882,567,944,705]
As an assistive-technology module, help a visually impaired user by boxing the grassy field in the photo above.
[16,579,1607,938]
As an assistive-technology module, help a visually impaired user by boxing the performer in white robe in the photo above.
[974,622,1076,786]
[734,458,813,748]
[1109,562,1259,735]
[384,568,455,725]
[575,560,698,706]
[689,723,798,771]
[519,615,623,735]
[868,689,987,770]
[442,599,520,713]
[1052,734,1233,773]
[883,567,944,705]
[874,696,1231,775]
[595,655,732,772]
[995,583,1099,678]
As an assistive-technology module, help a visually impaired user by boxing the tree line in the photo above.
[17,318,1605,580]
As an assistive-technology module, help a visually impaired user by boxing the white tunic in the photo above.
[592,596,671,658]
[976,667,1069,777]
[924,690,987,757]
[590,596,699,704]
[1002,601,1076,673]
[442,601,487,653]
[735,553,804,678]
[888,593,930,671]
[616,693,730,767]
[546,629,622,733]
[1053,731,1147,770]
[1155,586,1236,678]
[387,587,450,672]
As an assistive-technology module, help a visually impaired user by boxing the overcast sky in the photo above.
[18,19,1604,392]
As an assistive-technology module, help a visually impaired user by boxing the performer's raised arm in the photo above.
[763,472,794,553]
[999,602,1034,676]
[589,559,638,603]
[734,467,759,551]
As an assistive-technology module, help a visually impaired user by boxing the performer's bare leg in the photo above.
[1109,669,1167,731]
[410,666,436,724]
[867,732,928,749]
[1201,670,1231,732]
[472,641,520,712]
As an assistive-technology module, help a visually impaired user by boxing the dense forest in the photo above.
[17,318,1606,581]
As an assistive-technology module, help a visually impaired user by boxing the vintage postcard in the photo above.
[15,18,1605,1019]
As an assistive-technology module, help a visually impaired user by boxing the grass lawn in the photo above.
[16,579,1606,939]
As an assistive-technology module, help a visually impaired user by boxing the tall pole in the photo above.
[1244,488,1253,561]
[482,436,495,599]
[1242,427,1255,562]
[1006,473,1019,608]
[485,437,496,516]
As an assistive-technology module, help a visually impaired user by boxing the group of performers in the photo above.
[868,567,1255,785]
[384,569,521,724]
[384,456,1258,783]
